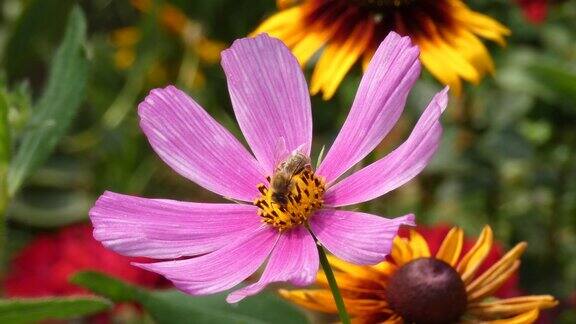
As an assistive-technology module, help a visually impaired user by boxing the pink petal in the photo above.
[317,32,421,183]
[139,85,266,202]
[324,87,449,207]
[221,34,312,175]
[310,210,415,265]
[90,191,261,259]
[135,225,279,295]
[226,226,318,303]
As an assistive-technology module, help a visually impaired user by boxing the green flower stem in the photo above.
[315,239,351,324]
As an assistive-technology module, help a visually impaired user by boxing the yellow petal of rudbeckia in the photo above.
[253,0,510,99]
[279,225,557,323]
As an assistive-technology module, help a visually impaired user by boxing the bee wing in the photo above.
[273,137,289,171]
[290,143,308,157]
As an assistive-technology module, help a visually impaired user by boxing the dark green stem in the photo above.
[315,239,350,324]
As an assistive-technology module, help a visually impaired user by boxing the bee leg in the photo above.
[257,184,268,194]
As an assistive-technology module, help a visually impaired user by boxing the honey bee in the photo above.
[270,152,311,207]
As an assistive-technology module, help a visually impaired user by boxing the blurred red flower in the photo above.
[516,0,548,24]
[4,223,165,297]
[401,224,522,298]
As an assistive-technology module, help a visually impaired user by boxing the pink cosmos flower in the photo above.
[89,32,448,303]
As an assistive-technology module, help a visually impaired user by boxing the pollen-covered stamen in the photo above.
[254,167,325,232]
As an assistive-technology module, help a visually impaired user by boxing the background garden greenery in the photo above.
[0,0,575,322]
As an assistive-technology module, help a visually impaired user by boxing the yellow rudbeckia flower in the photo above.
[254,0,510,99]
[281,226,557,323]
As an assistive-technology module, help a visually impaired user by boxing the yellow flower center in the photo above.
[254,166,325,232]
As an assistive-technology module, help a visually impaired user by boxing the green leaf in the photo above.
[71,271,144,302]
[0,91,9,252]
[0,91,8,169]
[0,91,9,211]
[7,6,89,197]
[1,0,75,80]
[0,296,111,323]
[529,63,576,104]
[72,271,309,324]
[148,290,308,324]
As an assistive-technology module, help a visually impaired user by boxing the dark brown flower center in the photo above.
[302,0,454,43]
[350,0,415,10]
[385,258,467,324]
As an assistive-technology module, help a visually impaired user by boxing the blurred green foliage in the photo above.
[0,296,112,323]
[72,271,308,324]
[7,5,88,197]
[0,0,574,322]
